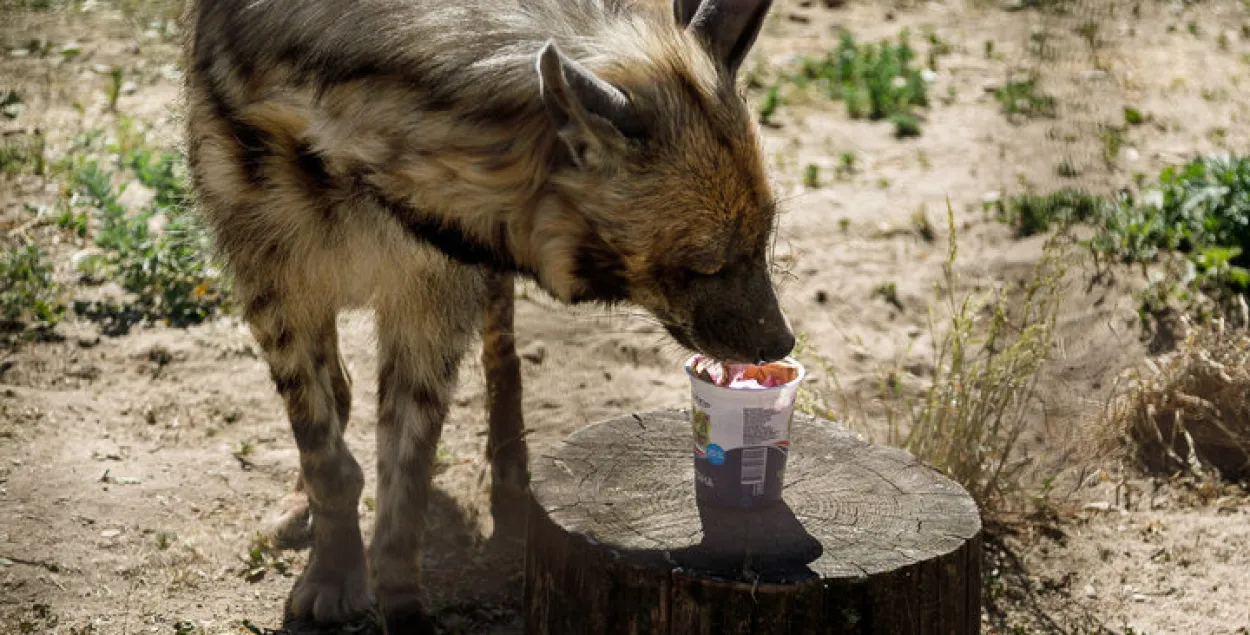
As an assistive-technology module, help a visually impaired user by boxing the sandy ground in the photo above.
[2,0,1249,633]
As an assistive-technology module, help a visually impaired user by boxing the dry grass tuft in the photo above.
[796,200,1070,514]
[1101,319,1250,480]
[888,202,1068,511]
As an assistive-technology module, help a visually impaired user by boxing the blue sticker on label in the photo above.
[706,444,725,466]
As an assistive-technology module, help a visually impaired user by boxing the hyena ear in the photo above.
[536,40,644,168]
[683,0,774,78]
[673,0,701,26]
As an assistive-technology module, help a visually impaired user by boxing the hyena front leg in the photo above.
[244,289,372,623]
[480,272,530,527]
[370,284,480,632]
[265,338,353,552]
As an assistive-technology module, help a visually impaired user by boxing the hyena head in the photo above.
[534,0,793,364]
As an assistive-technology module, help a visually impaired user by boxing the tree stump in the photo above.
[523,409,983,635]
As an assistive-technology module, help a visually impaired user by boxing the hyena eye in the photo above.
[685,263,723,278]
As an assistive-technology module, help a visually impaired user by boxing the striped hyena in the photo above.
[182,0,790,630]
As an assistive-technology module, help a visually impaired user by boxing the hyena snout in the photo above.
[683,262,795,364]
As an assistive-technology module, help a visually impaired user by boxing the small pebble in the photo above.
[1132,593,1148,603]
[101,529,121,538]
[520,342,546,365]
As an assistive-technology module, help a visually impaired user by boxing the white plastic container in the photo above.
[685,355,805,509]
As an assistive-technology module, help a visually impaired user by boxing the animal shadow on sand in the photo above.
[251,486,530,635]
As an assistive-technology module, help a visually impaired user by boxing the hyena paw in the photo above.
[379,593,438,635]
[284,558,374,624]
[263,491,313,551]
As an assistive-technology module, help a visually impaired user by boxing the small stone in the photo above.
[1131,593,1147,603]
[982,79,1002,93]
[1084,584,1097,598]
[117,181,155,212]
[120,81,137,95]
[814,290,829,305]
[520,342,546,365]
[101,529,121,538]
[1083,501,1112,512]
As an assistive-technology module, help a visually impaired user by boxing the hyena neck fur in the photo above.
[186,0,764,307]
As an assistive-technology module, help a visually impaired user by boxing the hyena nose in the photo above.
[758,330,796,364]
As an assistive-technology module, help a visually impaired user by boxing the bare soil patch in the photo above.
[2,1,1249,633]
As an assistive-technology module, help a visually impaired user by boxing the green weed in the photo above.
[994,76,1057,120]
[874,281,903,311]
[802,163,821,188]
[0,244,65,334]
[911,206,936,242]
[1077,21,1102,48]
[836,151,858,179]
[990,189,1109,238]
[1100,125,1127,166]
[66,147,227,327]
[238,532,293,583]
[765,29,936,136]
[890,112,921,138]
[106,67,124,113]
[1056,159,1080,178]
[0,132,46,177]
[995,155,1250,322]
[758,84,781,124]
[156,531,176,550]
[1090,155,1250,319]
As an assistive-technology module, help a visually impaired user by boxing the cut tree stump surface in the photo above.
[523,408,983,635]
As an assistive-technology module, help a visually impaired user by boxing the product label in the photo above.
[691,391,793,457]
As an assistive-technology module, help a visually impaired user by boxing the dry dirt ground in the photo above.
[2,1,1249,633]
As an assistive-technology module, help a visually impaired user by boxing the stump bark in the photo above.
[523,409,983,635]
